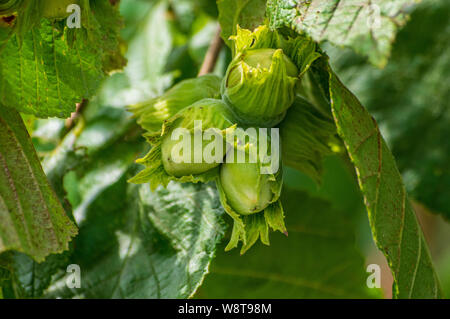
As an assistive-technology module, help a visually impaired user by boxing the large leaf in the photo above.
[0,120,85,299]
[0,106,77,262]
[0,250,72,298]
[0,74,139,299]
[326,0,450,220]
[16,84,227,299]
[46,167,226,298]
[38,0,226,297]
[0,0,124,118]
[328,69,442,298]
[197,187,375,298]
[40,102,226,298]
[217,0,267,48]
[267,0,418,67]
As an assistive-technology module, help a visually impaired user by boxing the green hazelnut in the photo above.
[129,75,221,133]
[222,48,299,126]
[160,99,236,178]
[220,160,275,215]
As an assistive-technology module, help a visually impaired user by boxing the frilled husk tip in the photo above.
[222,48,298,126]
[217,176,287,254]
[216,132,286,254]
[129,75,221,133]
[128,98,238,190]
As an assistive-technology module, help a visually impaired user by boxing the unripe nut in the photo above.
[161,127,227,177]
[160,99,236,178]
[220,160,274,216]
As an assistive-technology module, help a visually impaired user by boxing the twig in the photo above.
[198,25,224,76]
[65,99,88,129]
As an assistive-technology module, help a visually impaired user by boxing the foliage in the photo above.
[327,0,450,220]
[0,106,77,262]
[267,0,418,67]
[217,0,267,49]
[0,0,447,300]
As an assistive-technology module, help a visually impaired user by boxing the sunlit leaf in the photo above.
[328,68,442,298]
[0,106,77,262]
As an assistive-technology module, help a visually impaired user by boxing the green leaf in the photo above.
[129,74,222,133]
[326,0,450,220]
[328,69,443,298]
[267,0,418,67]
[46,177,226,298]
[197,188,376,298]
[0,0,124,118]
[217,0,267,48]
[1,0,192,299]
[279,96,337,183]
[0,115,83,300]
[0,106,77,262]
[0,250,72,298]
[0,1,43,45]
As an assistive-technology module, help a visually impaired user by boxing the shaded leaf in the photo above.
[328,69,442,298]
[197,187,376,298]
[46,171,226,298]
[326,0,450,219]
[121,0,173,103]
[0,250,71,298]
[0,106,77,262]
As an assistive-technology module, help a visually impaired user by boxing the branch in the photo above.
[198,25,224,76]
[65,99,88,129]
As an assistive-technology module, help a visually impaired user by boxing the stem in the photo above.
[65,99,88,129]
[198,25,223,76]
